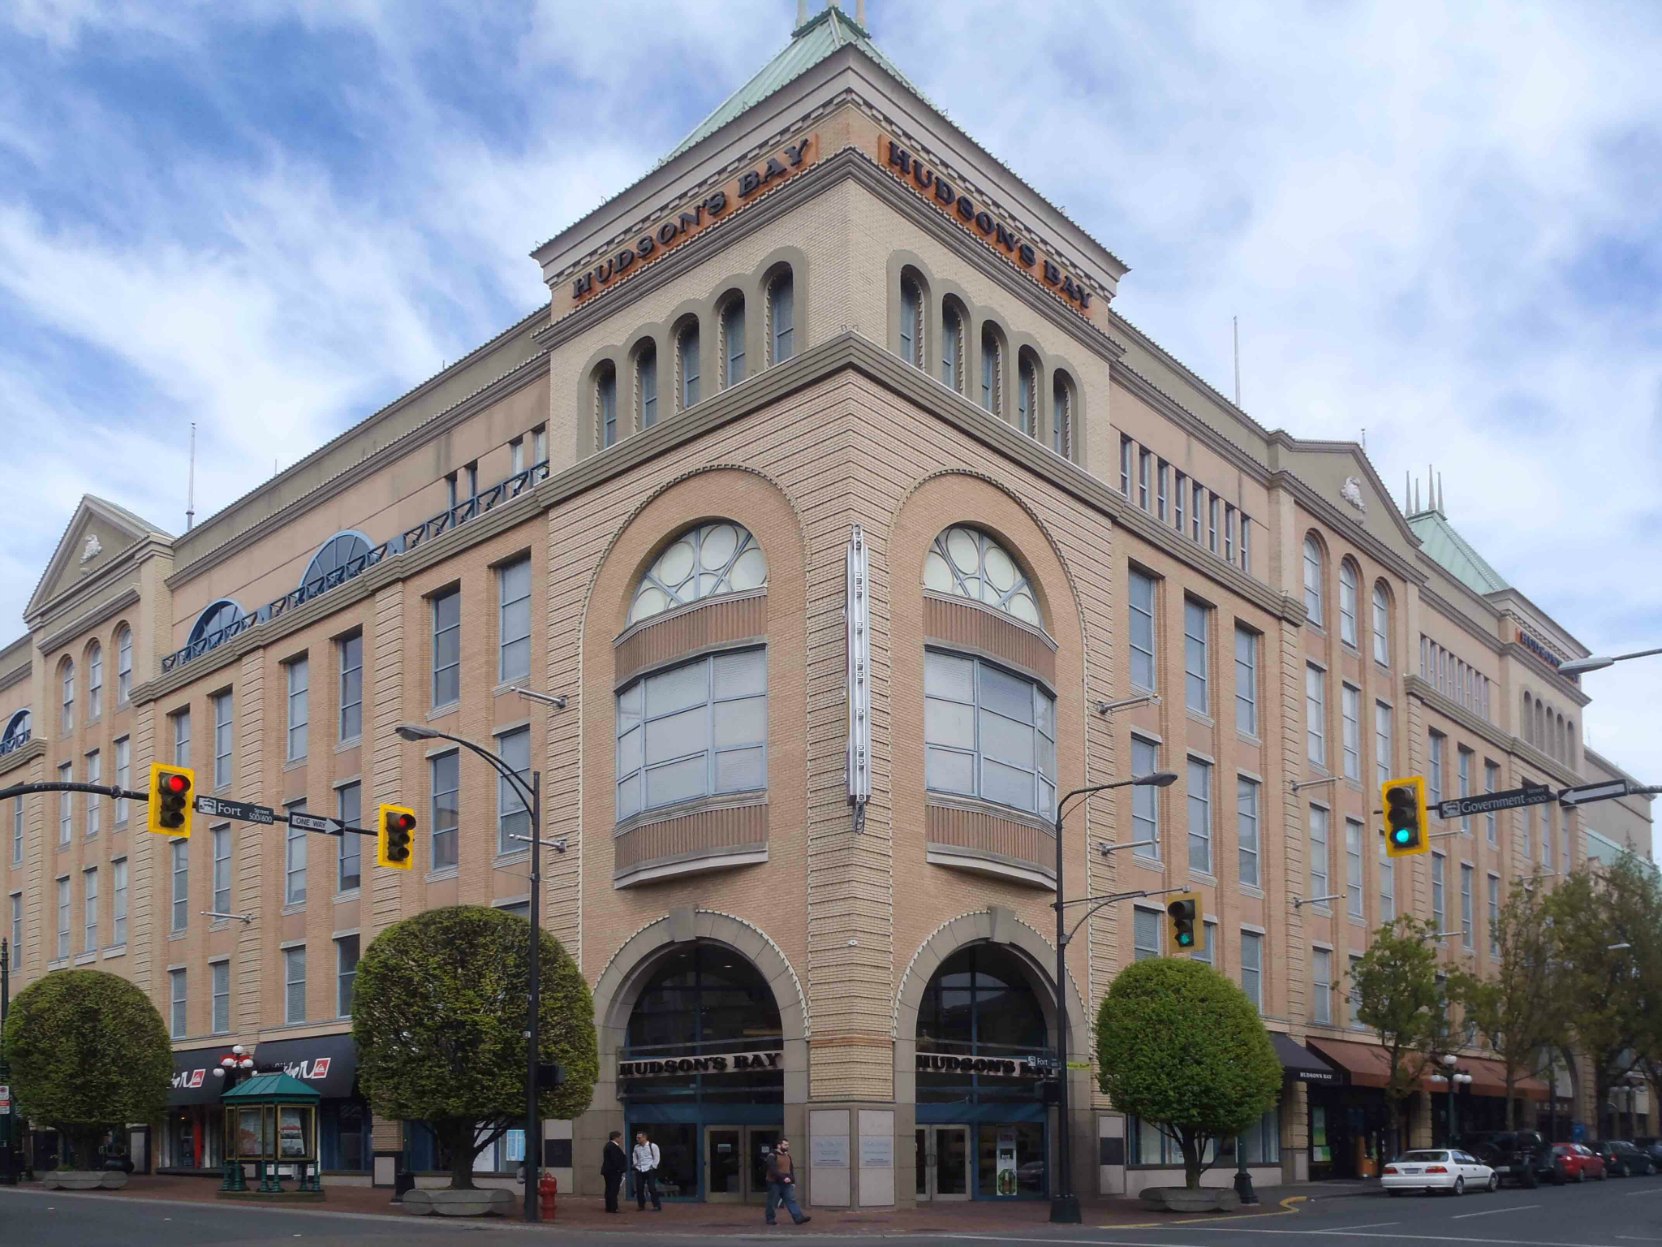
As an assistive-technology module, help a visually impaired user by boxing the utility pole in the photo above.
[1,936,13,1184]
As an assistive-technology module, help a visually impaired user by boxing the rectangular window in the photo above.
[1129,571,1157,691]
[170,968,187,1039]
[1306,665,1326,767]
[1133,907,1161,961]
[1187,757,1212,875]
[1375,701,1393,787]
[1191,482,1204,542]
[1488,874,1501,958]
[57,761,72,844]
[1309,806,1330,902]
[1207,496,1219,552]
[85,749,100,837]
[1156,460,1168,521]
[55,876,69,960]
[1183,598,1210,714]
[1237,776,1260,888]
[1461,862,1475,949]
[9,892,20,968]
[1241,931,1263,1012]
[284,946,307,1024]
[1379,842,1396,921]
[1131,736,1160,859]
[172,839,189,932]
[1224,505,1236,562]
[1312,947,1332,1025]
[509,436,524,475]
[1341,684,1361,781]
[212,691,233,790]
[212,960,231,1034]
[10,798,20,864]
[1484,760,1500,844]
[337,783,361,892]
[114,736,130,825]
[1458,747,1473,835]
[1234,626,1258,736]
[337,934,360,1018]
[1240,518,1252,573]
[111,858,127,945]
[432,750,460,870]
[337,632,363,742]
[1344,818,1365,918]
[497,726,531,854]
[1174,471,1187,532]
[1432,852,1446,933]
[1137,448,1151,509]
[1520,802,1533,860]
[285,807,308,906]
[432,588,462,707]
[286,656,309,762]
[1428,730,1445,805]
[1194,920,1216,967]
[172,707,191,768]
[1119,435,1133,496]
[212,826,232,914]
[498,557,532,683]
[82,866,98,954]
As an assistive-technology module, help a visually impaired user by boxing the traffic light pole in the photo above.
[525,769,542,1225]
[1,935,13,1186]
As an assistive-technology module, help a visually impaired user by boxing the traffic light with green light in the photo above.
[1166,892,1204,955]
[1382,776,1429,858]
[147,763,195,838]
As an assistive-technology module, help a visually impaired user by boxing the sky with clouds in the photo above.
[1,1,1659,830]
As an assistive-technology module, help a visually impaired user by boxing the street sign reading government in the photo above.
[1435,782,1555,820]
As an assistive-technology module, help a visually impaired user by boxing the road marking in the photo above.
[1452,1203,1539,1219]
[1624,1185,1662,1195]
[1158,1226,1629,1246]
[1322,1223,1401,1230]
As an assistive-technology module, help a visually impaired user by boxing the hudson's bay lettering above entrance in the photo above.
[570,136,819,303]
[916,1051,1050,1079]
[618,1050,783,1079]
[879,137,1095,314]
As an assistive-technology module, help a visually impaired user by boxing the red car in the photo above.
[1551,1143,1607,1183]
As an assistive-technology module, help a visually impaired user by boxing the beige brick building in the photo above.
[0,5,1647,1205]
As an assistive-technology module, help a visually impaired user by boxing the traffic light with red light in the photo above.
[1382,776,1429,858]
[377,804,416,870]
[1166,892,1205,956]
[147,763,195,838]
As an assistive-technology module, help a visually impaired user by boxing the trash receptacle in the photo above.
[393,1168,416,1201]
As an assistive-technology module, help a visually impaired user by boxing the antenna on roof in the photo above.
[1405,471,1411,512]
[1437,470,1445,515]
[797,0,808,24]
[1232,315,1241,407]
[857,0,867,24]
[186,421,196,532]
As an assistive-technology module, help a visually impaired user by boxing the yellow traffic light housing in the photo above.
[147,763,195,838]
[377,803,416,870]
[1166,892,1205,955]
[1382,775,1429,858]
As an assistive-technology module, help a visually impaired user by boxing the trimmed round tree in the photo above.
[352,905,598,1189]
[1096,957,1281,1189]
[2,969,171,1170]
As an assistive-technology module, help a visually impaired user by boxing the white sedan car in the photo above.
[1382,1149,1499,1196]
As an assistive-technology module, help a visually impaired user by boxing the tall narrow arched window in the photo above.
[115,624,133,704]
[767,270,794,364]
[1051,372,1074,458]
[941,300,965,392]
[636,342,658,429]
[597,363,619,448]
[899,275,924,367]
[720,296,746,387]
[1338,559,1359,647]
[676,320,700,410]
[980,325,1003,414]
[1522,693,1534,746]
[1302,535,1324,626]
[1371,583,1390,666]
[1016,351,1038,437]
[86,641,103,721]
[59,658,74,733]
[1535,701,1546,749]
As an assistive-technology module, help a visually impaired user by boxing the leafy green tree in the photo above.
[352,905,598,1189]
[1351,915,1447,1154]
[2,970,170,1169]
[1096,958,1280,1189]
[1448,884,1564,1128]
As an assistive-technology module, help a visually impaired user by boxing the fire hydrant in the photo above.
[538,1170,558,1221]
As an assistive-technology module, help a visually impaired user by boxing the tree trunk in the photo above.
[1503,1069,1517,1130]
[438,1119,478,1190]
[1179,1130,1203,1190]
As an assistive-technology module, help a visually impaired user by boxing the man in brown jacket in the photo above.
[764,1138,811,1226]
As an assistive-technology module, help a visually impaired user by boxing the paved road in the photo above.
[3,1175,1660,1246]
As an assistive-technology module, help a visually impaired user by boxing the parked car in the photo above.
[1588,1140,1655,1177]
[1550,1143,1606,1183]
[1382,1149,1499,1196]
[1633,1137,1662,1168]
[1457,1130,1554,1188]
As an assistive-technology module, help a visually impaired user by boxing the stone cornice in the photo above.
[36,586,141,658]
[0,736,44,779]
[1405,674,1580,787]
[1113,365,1271,487]
[1417,585,1505,655]
[0,657,30,695]
[1504,641,1593,708]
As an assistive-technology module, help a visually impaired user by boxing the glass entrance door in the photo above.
[914,1124,970,1200]
[705,1125,779,1202]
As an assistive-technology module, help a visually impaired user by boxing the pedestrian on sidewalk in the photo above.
[602,1131,628,1213]
[764,1138,810,1226]
[631,1129,662,1211]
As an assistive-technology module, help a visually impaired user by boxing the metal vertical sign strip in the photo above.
[846,525,871,831]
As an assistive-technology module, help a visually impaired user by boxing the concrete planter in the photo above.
[402,1187,515,1217]
[41,1170,129,1191]
[1140,1186,1241,1213]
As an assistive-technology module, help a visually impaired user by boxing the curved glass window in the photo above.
[925,651,1055,815]
[923,526,1040,626]
[0,709,30,753]
[188,600,247,656]
[301,533,373,598]
[1302,536,1324,625]
[629,522,767,624]
[622,942,782,1101]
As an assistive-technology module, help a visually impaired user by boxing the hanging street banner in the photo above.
[1436,782,1554,820]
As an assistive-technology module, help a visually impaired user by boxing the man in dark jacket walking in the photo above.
[764,1138,810,1226]
[601,1131,628,1213]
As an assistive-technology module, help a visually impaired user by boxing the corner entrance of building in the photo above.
[705,1125,780,1202]
[915,1124,970,1200]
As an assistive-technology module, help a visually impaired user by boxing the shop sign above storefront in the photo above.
[915,1050,1052,1079]
[618,1050,783,1079]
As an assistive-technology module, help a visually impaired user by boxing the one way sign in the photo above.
[1558,779,1629,807]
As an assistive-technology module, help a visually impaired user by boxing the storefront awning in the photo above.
[1449,1055,1550,1102]
[169,1045,233,1106]
[1272,1033,1343,1085]
[1305,1037,1399,1089]
[249,1033,359,1098]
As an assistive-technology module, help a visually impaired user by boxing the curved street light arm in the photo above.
[413,725,537,812]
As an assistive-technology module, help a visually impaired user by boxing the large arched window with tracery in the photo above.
[188,600,247,658]
[302,532,374,599]
[628,522,768,624]
[1,709,30,754]
[923,525,1041,626]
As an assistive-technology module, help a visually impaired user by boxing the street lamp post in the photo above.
[1434,1055,1473,1146]
[397,702,564,1224]
[1050,770,1179,1225]
[1,936,12,1186]
[1558,646,1662,677]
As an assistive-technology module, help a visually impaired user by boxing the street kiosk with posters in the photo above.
[219,1072,323,1198]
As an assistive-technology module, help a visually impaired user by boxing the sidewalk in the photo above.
[4,1173,1358,1234]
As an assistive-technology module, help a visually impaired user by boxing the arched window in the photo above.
[1555,714,1566,761]
[596,362,619,448]
[635,341,658,429]
[1565,719,1575,762]
[1302,535,1325,626]
[1051,372,1074,458]
[1522,693,1534,746]
[766,269,794,364]
[628,522,768,625]
[941,300,965,392]
[980,325,1003,415]
[115,624,133,703]
[86,641,103,721]
[0,709,29,753]
[1016,351,1038,437]
[188,599,247,658]
[720,295,746,387]
[924,526,1041,626]
[1338,559,1359,647]
[676,320,700,410]
[301,532,373,598]
[899,274,924,368]
[59,657,74,733]
[1535,700,1547,750]
[1371,583,1390,666]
